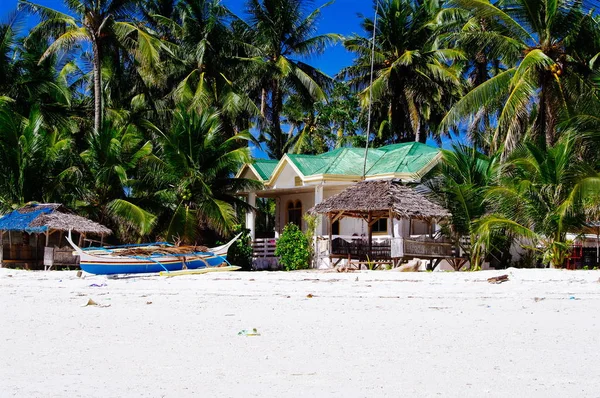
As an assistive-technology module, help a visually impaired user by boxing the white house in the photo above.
[237,142,453,269]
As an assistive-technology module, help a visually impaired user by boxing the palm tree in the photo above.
[282,82,360,154]
[148,107,261,242]
[19,0,164,134]
[0,10,23,98]
[155,0,258,134]
[426,144,500,267]
[474,135,600,268]
[341,0,463,144]
[243,0,340,159]
[441,0,600,152]
[72,119,157,240]
[0,104,72,212]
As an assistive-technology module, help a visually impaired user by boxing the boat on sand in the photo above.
[66,231,240,275]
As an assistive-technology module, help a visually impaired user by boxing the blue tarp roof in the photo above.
[0,204,59,233]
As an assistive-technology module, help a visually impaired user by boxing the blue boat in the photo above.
[67,231,240,275]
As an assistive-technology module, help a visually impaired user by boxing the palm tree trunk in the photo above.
[260,88,267,117]
[271,80,284,159]
[92,39,103,134]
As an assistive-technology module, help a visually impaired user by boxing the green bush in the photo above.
[275,223,310,271]
[227,226,253,271]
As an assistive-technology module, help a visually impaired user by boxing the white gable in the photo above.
[239,166,261,181]
[270,160,303,189]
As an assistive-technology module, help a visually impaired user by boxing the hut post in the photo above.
[367,211,373,259]
[389,209,395,238]
[35,232,39,263]
[100,234,104,246]
[596,226,600,266]
[328,213,333,256]
[0,231,3,266]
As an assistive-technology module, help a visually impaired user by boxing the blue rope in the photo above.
[129,255,170,273]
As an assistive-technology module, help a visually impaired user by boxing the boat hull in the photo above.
[79,254,227,275]
[67,231,239,275]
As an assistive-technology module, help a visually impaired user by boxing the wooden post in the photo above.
[100,234,104,246]
[367,211,373,260]
[328,213,333,255]
[0,231,3,267]
[389,210,395,238]
[35,233,39,264]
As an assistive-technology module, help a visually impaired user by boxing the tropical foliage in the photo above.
[0,0,599,267]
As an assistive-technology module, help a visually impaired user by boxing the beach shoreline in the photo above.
[1,268,599,397]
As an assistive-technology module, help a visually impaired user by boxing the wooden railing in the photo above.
[332,237,454,260]
[402,238,454,258]
[252,238,279,270]
[252,238,277,258]
[331,238,391,260]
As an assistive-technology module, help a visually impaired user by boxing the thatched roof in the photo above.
[310,179,451,220]
[0,203,111,235]
[30,213,112,235]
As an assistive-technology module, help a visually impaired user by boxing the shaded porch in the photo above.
[310,180,457,269]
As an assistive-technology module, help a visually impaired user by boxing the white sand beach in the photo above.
[1,268,600,397]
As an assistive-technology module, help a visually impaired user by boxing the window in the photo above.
[372,218,388,234]
[287,200,302,229]
[294,176,303,187]
[332,220,340,235]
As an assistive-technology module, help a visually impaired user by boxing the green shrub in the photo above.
[275,223,310,271]
[227,225,253,271]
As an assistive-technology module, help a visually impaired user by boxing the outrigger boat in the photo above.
[66,231,241,275]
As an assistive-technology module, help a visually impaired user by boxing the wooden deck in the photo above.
[250,236,459,270]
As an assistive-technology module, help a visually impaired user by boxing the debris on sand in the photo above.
[487,275,509,284]
[238,328,261,336]
[81,298,111,308]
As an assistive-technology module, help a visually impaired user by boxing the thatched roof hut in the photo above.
[0,203,111,235]
[310,179,451,221]
[0,203,112,270]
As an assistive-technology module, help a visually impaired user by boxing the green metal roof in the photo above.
[251,159,279,181]
[250,142,440,181]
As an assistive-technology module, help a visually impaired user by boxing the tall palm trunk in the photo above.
[92,39,102,133]
[271,80,283,159]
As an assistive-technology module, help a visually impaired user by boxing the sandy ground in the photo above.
[1,268,600,398]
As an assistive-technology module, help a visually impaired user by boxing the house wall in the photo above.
[277,191,316,234]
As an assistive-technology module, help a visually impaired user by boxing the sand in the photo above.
[1,268,600,397]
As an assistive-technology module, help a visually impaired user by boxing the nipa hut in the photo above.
[0,203,111,270]
[310,179,454,268]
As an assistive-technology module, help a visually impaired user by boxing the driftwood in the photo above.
[487,274,509,284]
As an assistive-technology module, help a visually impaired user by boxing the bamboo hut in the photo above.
[0,203,111,270]
[310,180,454,268]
